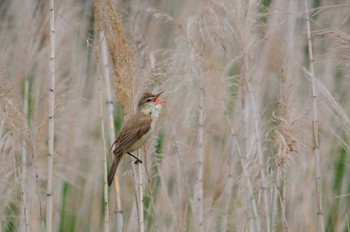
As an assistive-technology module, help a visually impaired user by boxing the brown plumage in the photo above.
[107,113,152,185]
[107,91,164,186]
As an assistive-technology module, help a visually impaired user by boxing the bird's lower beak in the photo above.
[153,91,166,104]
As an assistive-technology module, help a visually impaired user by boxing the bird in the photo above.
[107,91,165,186]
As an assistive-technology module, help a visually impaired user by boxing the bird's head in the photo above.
[138,91,165,116]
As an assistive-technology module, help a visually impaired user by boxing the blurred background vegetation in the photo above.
[1,0,350,231]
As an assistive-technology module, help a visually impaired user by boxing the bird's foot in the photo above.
[127,152,143,164]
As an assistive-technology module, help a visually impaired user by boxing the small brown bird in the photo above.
[107,91,165,186]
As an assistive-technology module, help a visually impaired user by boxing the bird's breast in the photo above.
[126,129,152,152]
[125,108,160,153]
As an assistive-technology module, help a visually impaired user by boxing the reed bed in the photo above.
[0,0,350,231]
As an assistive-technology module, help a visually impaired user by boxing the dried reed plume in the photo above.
[94,0,134,116]
[1,0,350,231]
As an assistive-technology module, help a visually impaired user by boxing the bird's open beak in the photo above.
[153,91,166,104]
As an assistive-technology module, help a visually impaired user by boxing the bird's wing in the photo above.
[113,112,152,156]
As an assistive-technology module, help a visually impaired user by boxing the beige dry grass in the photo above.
[1,0,350,231]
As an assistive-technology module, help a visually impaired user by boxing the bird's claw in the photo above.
[127,152,143,165]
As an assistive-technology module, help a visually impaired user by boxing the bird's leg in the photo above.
[127,152,143,164]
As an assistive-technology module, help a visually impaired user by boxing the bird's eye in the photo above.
[146,98,152,102]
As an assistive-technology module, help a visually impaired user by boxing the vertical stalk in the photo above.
[238,145,260,232]
[272,166,289,232]
[99,30,123,232]
[304,1,324,231]
[46,0,55,231]
[220,151,234,232]
[96,43,110,232]
[222,102,260,232]
[238,4,260,228]
[20,78,30,232]
[247,82,269,232]
[194,71,204,232]
[137,151,144,232]
[131,164,140,231]
[219,102,235,232]
[271,174,278,231]
[18,155,30,232]
[128,100,144,232]
[280,168,288,231]
[131,156,144,232]
[30,138,45,230]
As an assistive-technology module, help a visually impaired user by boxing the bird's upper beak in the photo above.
[153,91,166,104]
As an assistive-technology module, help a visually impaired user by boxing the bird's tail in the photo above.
[107,154,123,186]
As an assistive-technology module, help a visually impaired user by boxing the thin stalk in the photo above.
[272,167,289,232]
[113,176,122,229]
[46,0,55,231]
[238,9,259,228]
[220,151,234,232]
[304,1,324,231]
[128,101,144,232]
[99,30,123,232]
[131,165,139,231]
[279,168,289,231]
[194,71,204,232]
[137,151,144,232]
[30,145,45,230]
[271,173,278,232]
[219,102,236,232]
[165,111,191,231]
[276,2,297,229]
[238,144,260,232]
[247,82,269,232]
[176,148,183,231]
[222,102,260,232]
[18,166,30,232]
[16,150,30,232]
[97,45,110,232]
[20,78,30,232]
[131,156,144,232]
